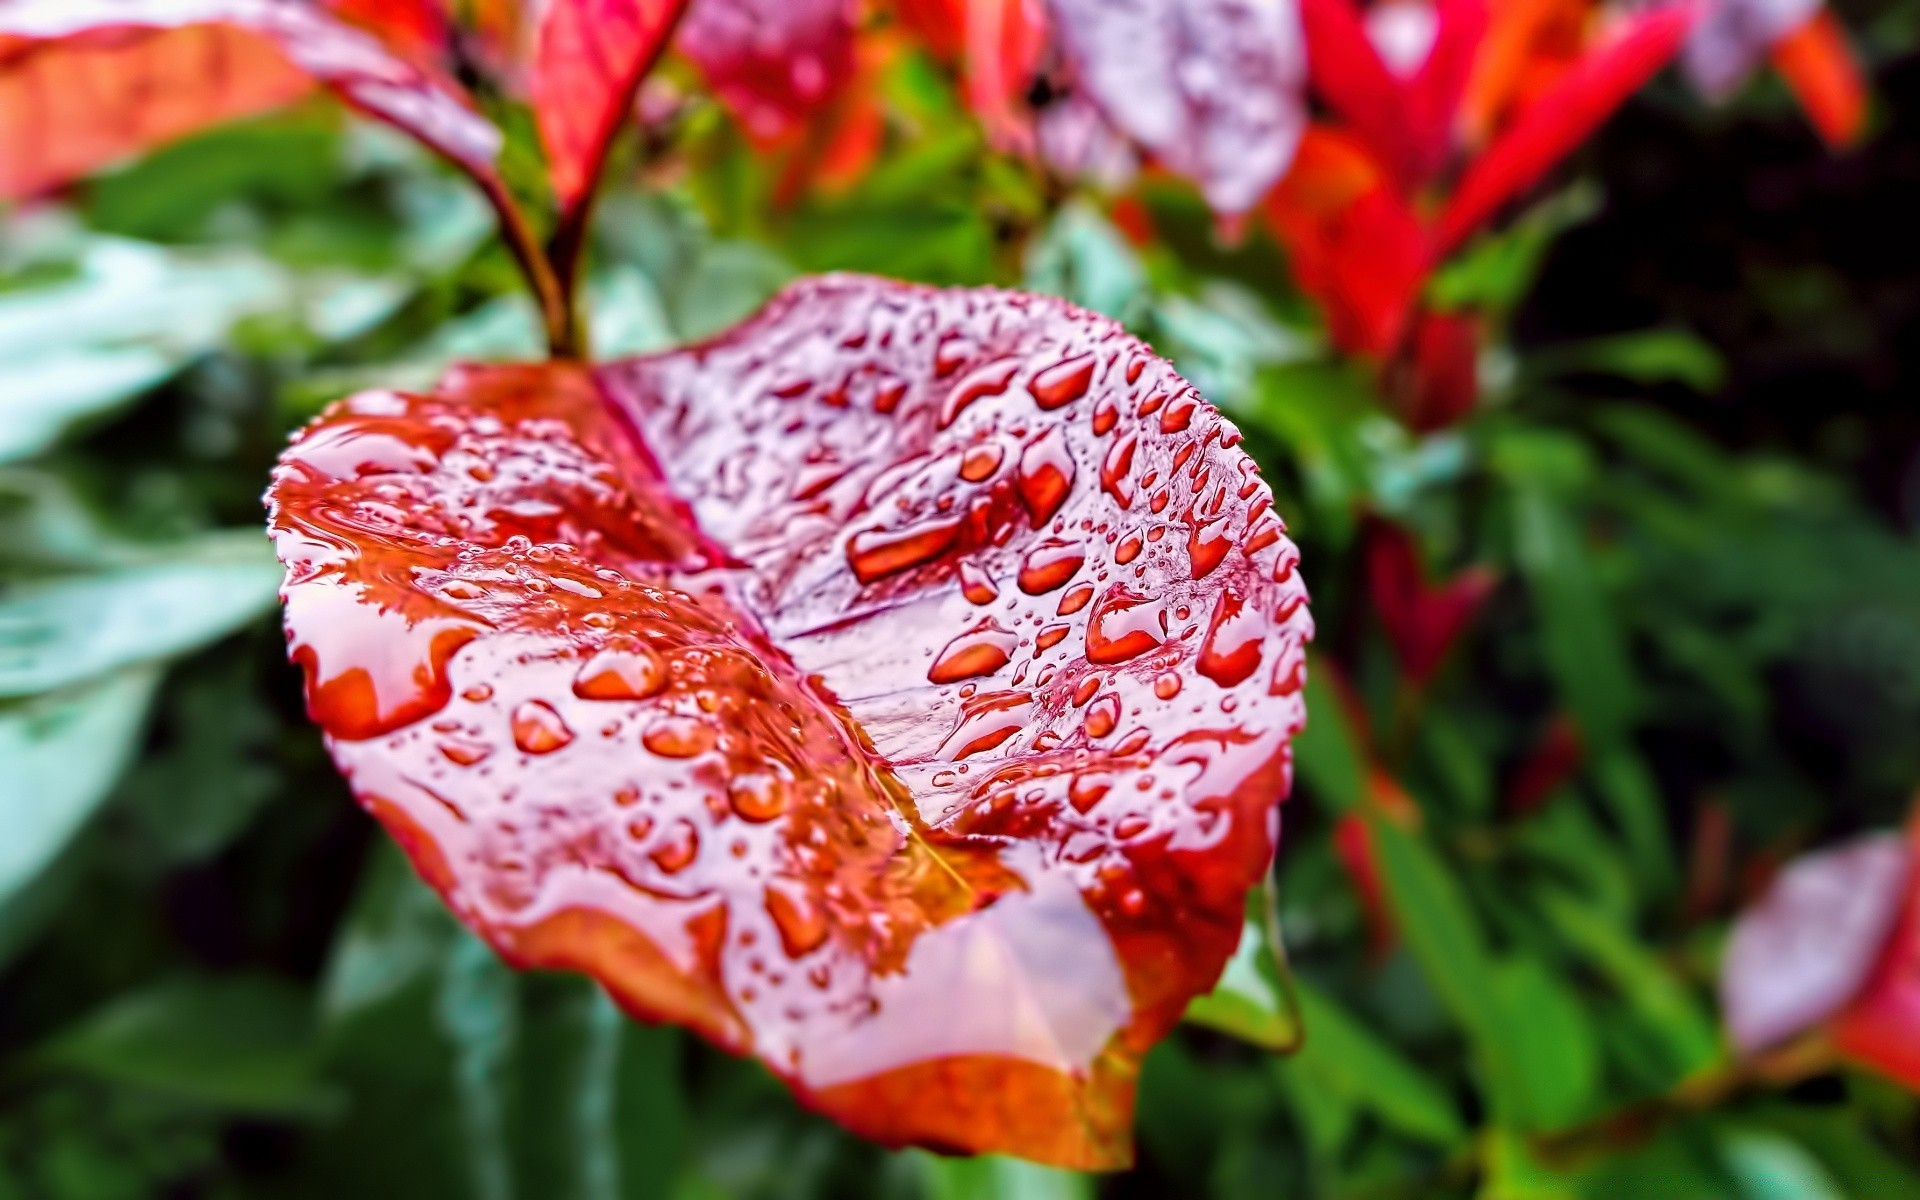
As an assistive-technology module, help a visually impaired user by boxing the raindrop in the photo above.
[511,701,574,755]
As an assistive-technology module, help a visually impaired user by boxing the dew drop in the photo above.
[1057,582,1095,615]
[573,645,667,701]
[1100,434,1138,508]
[511,701,574,755]
[1018,538,1086,595]
[1189,514,1232,579]
[1028,353,1096,409]
[1036,623,1070,651]
[928,619,1019,683]
[957,560,1000,604]
[438,736,492,766]
[1086,587,1162,664]
[1159,395,1198,433]
[1091,398,1119,436]
[959,441,1005,482]
[1154,672,1183,700]
[1016,428,1075,526]
[729,773,790,822]
[1084,694,1120,739]
[643,714,717,758]
[766,885,829,957]
[1198,586,1268,688]
[649,821,699,873]
[847,514,962,583]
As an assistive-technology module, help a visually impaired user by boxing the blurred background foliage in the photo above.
[5,1,1920,1196]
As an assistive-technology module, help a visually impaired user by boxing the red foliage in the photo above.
[1265,0,1698,427]
[267,277,1311,1167]
[678,0,858,144]
[1363,517,1497,687]
[533,0,690,214]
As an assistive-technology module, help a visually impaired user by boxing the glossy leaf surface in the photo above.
[1719,832,1909,1054]
[678,0,858,142]
[0,0,500,198]
[1046,0,1308,214]
[267,276,1310,1167]
[533,0,690,213]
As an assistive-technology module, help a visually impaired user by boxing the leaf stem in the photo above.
[478,176,581,359]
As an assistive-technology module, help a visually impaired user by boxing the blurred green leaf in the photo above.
[33,974,336,1117]
[0,670,160,923]
[913,1151,1091,1200]
[1490,959,1600,1130]
[0,533,280,698]
[1509,487,1638,747]
[1283,980,1467,1147]
[1721,1133,1848,1200]
[1531,330,1727,393]
[1024,202,1148,324]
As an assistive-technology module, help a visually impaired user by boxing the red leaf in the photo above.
[266,277,1312,1167]
[1435,3,1696,256]
[324,0,449,62]
[1770,10,1868,148]
[1389,306,1482,431]
[533,0,689,214]
[1047,0,1308,214]
[1363,515,1495,685]
[678,0,858,143]
[1299,0,1422,183]
[1719,832,1910,1055]
[1502,713,1582,817]
[0,0,501,199]
[1401,0,1487,176]
[1264,126,1431,357]
[1834,818,1920,1087]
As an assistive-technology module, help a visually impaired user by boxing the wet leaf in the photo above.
[0,0,501,199]
[266,276,1310,1167]
[1720,832,1909,1055]
[1046,0,1309,214]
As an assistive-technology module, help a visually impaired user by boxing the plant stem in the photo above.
[479,176,580,359]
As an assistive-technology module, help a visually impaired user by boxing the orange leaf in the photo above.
[1771,10,1868,148]
[0,0,502,200]
[1265,126,1431,357]
[266,277,1311,1167]
[1436,2,1696,256]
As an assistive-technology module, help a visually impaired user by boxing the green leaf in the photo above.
[1370,817,1529,1123]
[913,1151,1091,1200]
[1024,201,1149,324]
[0,670,160,919]
[1184,918,1297,1051]
[1479,1129,1580,1200]
[1721,1133,1848,1200]
[0,229,289,462]
[1282,980,1467,1146]
[0,533,281,698]
[1292,659,1367,814]
[1533,329,1727,393]
[1534,887,1720,1079]
[33,975,336,1117]
[1509,487,1638,747]
[1489,958,1600,1130]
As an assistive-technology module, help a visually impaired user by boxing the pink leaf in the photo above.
[677,0,858,143]
[1046,0,1309,214]
[1719,832,1910,1055]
